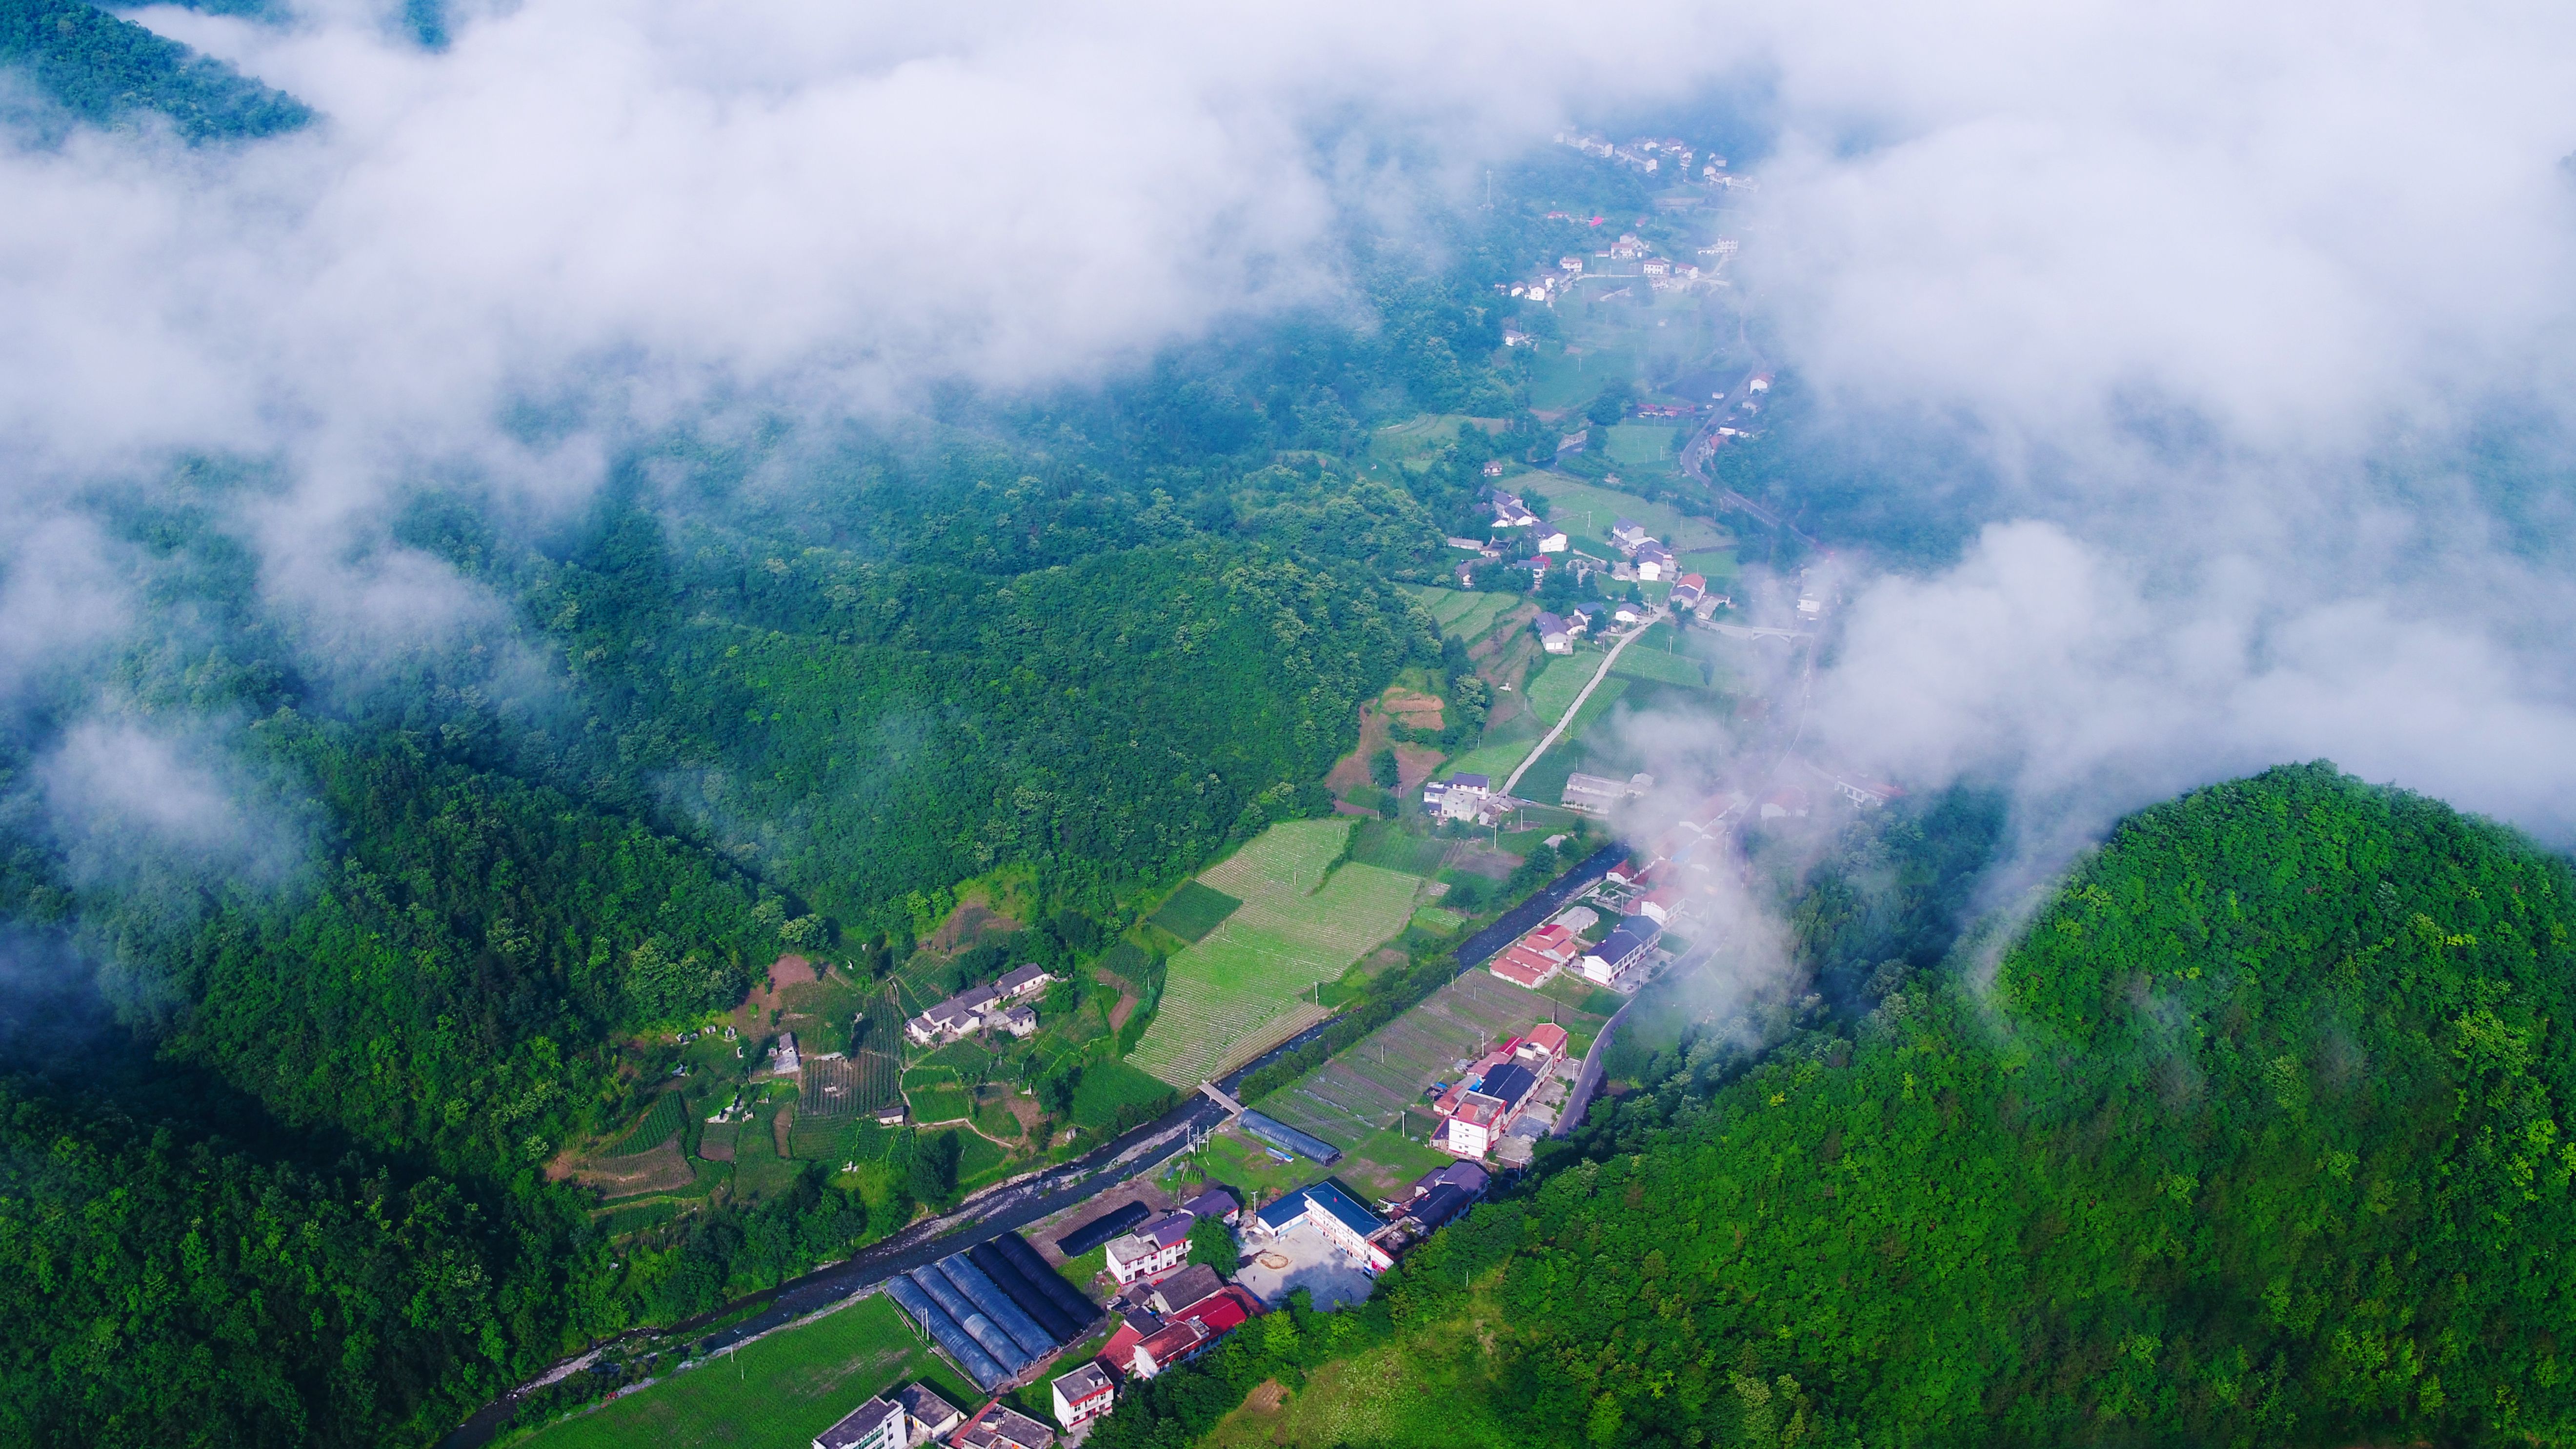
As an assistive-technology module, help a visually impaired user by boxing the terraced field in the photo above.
[1129,821,1427,1087]
[1249,970,1609,1150]
[1399,584,1516,644]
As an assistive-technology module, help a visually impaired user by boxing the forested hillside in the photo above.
[0,0,309,138]
[1105,765,2576,1447]
[0,193,1577,1443]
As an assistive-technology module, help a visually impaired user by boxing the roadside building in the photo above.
[1049,1364,1115,1432]
[1671,572,1707,609]
[893,1383,965,1445]
[813,1396,905,1449]
[952,1400,1055,1449]
[1580,915,1663,985]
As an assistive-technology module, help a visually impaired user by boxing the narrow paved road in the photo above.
[1502,607,1665,798]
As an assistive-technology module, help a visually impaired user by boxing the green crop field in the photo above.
[510,1292,975,1449]
[1397,584,1515,644]
[1612,646,1708,687]
[606,1091,685,1155]
[954,1130,1009,1188]
[907,1087,972,1124]
[1605,422,1683,465]
[1129,821,1427,1087]
[1070,1059,1178,1129]
[1348,820,1450,877]
[1147,881,1242,942]
[1523,652,1597,730]
[1409,906,1467,936]
[1194,819,1352,899]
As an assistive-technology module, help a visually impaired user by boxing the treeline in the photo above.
[0,0,311,139]
[1141,764,2576,1446]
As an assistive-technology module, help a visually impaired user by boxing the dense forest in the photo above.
[1098,765,2576,1446]
[0,0,309,139]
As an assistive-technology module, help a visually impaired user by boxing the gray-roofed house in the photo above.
[893,1383,964,1444]
[1610,519,1651,552]
[1181,1185,1241,1224]
[1146,1263,1226,1315]
[953,1400,1055,1449]
[1412,1161,1491,1199]
[1634,542,1675,581]
[1533,611,1571,655]
[813,1395,904,1449]
[993,964,1053,1000]
[1050,1362,1115,1432]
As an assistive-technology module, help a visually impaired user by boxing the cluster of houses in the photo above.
[1424,1025,1572,1165]
[906,964,1053,1047]
[1552,130,1706,179]
[1420,771,1493,823]
[1483,890,1670,994]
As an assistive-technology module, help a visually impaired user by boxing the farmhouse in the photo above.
[1533,612,1571,655]
[1671,572,1707,609]
[1489,492,1538,528]
[1123,1285,1263,1379]
[1537,530,1568,553]
[994,964,1054,1001]
[1422,773,1491,822]
[1609,519,1651,552]
[1104,1210,1195,1284]
[1181,1185,1242,1224]
[1050,1363,1115,1432]
[953,1400,1055,1449]
[906,984,998,1046]
[1634,543,1675,581]
[893,1383,964,1443]
[995,1004,1038,1038]
[813,1396,904,1449]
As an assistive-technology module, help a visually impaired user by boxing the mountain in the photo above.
[1097,763,2576,1447]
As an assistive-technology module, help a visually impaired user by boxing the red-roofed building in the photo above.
[1520,1023,1569,1061]
[1127,1286,1262,1379]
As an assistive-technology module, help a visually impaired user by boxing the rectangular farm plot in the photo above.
[1129,823,1426,1088]
[1611,646,1709,688]
[1148,881,1242,943]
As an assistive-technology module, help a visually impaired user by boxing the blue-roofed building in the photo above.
[1581,925,1655,985]
[1248,1178,1395,1273]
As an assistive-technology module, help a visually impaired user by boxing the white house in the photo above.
[1537,531,1568,553]
[894,1385,965,1445]
[1533,613,1571,655]
[1609,519,1651,552]
[1423,773,1491,822]
[1051,1364,1116,1432]
[814,1396,905,1449]
[1634,543,1674,581]
[1104,1210,1196,1284]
